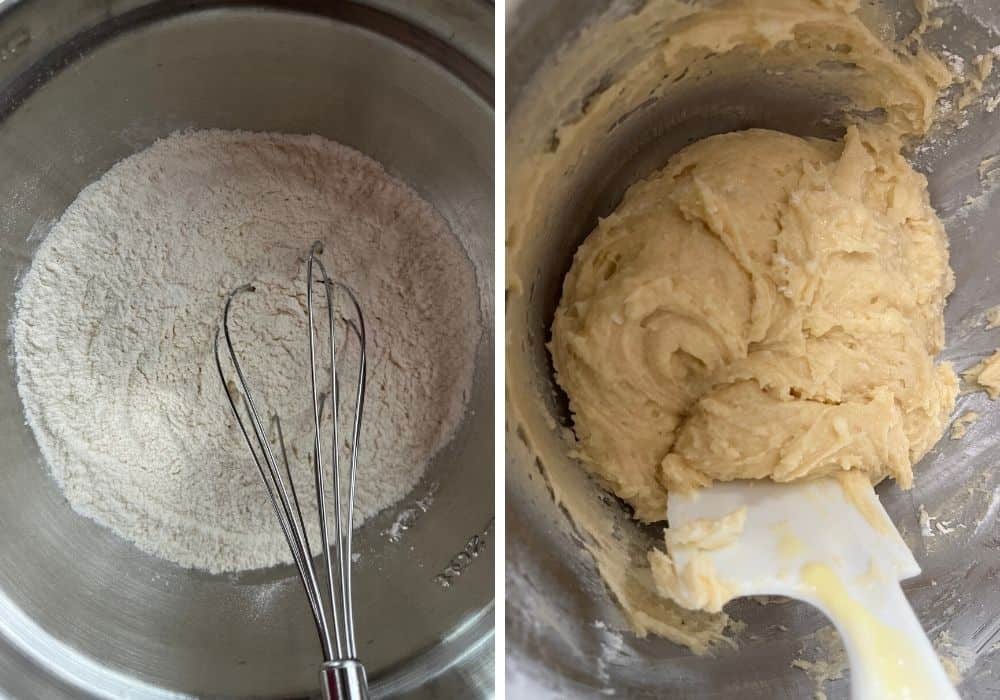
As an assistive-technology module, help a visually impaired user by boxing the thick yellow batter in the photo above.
[550,125,957,521]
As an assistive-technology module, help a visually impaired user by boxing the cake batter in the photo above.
[550,125,957,522]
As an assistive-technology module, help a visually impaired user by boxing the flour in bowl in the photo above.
[13,130,481,573]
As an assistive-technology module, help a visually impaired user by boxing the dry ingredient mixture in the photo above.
[14,130,480,573]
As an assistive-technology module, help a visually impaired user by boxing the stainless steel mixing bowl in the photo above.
[507,1,1000,697]
[0,1,493,697]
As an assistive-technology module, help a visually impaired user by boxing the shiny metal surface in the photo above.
[320,660,369,700]
[0,1,494,698]
[507,1,1000,698]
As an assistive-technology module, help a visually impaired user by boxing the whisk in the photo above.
[214,241,369,700]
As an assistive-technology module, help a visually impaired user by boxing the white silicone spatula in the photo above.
[666,477,958,700]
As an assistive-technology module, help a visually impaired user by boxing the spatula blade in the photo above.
[666,477,919,596]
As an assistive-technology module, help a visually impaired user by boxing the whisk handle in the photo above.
[320,659,369,700]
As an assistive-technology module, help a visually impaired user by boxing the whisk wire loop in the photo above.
[307,244,345,660]
[331,283,366,658]
[215,285,336,660]
[214,243,368,699]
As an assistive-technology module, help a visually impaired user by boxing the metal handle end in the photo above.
[320,659,369,700]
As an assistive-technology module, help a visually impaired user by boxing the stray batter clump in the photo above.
[550,125,957,523]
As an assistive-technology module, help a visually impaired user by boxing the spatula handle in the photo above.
[822,581,958,700]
